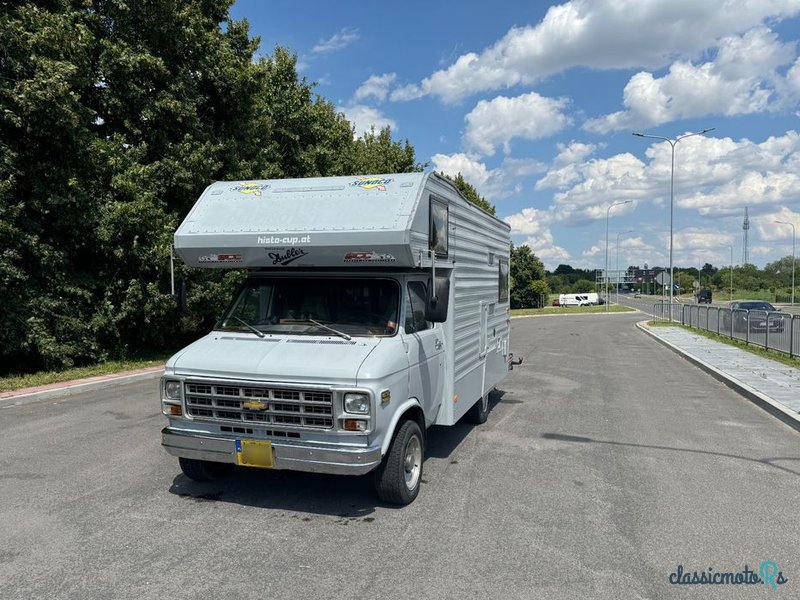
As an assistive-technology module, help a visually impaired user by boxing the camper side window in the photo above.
[405,281,430,334]
[429,198,448,257]
[499,258,509,302]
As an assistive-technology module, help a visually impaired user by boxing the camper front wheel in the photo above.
[374,420,423,505]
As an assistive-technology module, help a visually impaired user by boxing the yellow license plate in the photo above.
[235,439,274,468]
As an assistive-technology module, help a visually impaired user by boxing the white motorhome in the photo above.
[558,293,599,307]
[160,172,514,504]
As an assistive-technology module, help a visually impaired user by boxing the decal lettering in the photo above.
[344,251,396,263]
[350,176,393,191]
[231,182,269,196]
[268,247,308,266]
[198,253,242,264]
[257,235,311,245]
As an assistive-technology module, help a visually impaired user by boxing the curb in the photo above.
[0,366,164,409]
[636,321,800,432]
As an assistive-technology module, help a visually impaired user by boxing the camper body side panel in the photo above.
[420,177,510,426]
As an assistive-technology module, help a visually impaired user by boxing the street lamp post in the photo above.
[728,244,734,302]
[775,220,796,306]
[633,127,715,321]
[616,230,633,305]
[606,200,632,312]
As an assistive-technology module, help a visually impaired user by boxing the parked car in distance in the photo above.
[722,300,784,333]
[696,289,712,303]
[633,292,641,298]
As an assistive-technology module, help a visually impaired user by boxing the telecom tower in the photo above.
[742,207,750,265]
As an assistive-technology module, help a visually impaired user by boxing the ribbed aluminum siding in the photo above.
[425,178,510,382]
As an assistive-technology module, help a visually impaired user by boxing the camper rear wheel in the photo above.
[374,420,423,505]
[466,393,490,424]
[179,457,230,482]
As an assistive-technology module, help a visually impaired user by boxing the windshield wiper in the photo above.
[229,316,265,338]
[305,319,352,341]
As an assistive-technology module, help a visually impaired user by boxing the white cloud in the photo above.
[338,104,397,138]
[390,0,800,103]
[584,28,797,133]
[312,28,359,54]
[672,227,735,250]
[554,141,603,166]
[464,93,571,156]
[521,230,571,269]
[354,73,397,102]
[537,131,800,224]
[753,207,800,240]
[503,208,550,235]
[431,153,546,201]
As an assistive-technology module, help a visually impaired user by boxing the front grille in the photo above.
[184,381,334,429]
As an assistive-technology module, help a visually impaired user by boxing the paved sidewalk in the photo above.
[0,365,164,407]
[639,322,800,430]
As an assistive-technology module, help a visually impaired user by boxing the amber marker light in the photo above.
[343,419,367,432]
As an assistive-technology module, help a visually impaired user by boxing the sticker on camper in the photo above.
[231,182,269,196]
[344,251,396,263]
[268,247,308,266]
[257,235,311,245]
[350,176,393,191]
[198,253,243,264]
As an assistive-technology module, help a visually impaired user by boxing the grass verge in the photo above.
[0,355,169,393]
[512,304,634,317]
[646,321,800,369]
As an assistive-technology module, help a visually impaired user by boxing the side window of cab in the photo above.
[405,281,431,334]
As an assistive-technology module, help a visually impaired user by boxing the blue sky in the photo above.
[231,0,800,271]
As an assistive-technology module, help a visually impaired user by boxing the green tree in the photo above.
[349,126,422,174]
[510,245,546,308]
[571,279,595,293]
[438,172,495,215]
[0,1,421,373]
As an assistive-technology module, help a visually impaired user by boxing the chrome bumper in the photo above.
[161,427,382,476]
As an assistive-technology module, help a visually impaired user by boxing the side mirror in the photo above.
[425,275,450,323]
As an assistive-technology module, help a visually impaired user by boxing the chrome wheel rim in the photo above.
[404,435,422,491]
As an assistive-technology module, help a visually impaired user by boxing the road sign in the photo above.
[693,280,700,289]
[655,272,671,286]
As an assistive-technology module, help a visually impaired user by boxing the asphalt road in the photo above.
[1,313,798,599]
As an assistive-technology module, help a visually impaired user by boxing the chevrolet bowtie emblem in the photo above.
[243,400,268,411]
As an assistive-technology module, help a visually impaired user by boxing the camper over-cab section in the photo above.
[175,173,475,270]
[162,172,513,505]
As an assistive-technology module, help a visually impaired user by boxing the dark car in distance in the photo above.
[723,300,785,333]
[696,289,712,303]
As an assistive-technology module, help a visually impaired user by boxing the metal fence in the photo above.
[679,304,800,358]
[652,301,679,322]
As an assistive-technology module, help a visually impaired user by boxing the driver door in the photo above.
[403,280,444,425]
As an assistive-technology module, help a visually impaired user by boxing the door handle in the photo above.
[434,339,443,350]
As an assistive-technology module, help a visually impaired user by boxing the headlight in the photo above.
[343,392,370,414]
[164,380,181,400]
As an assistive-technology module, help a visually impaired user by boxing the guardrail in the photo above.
[680,304,800,358]
[652,301,678,322]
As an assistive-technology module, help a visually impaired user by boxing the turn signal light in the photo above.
[168,405,183,416]
[343,419,367,432]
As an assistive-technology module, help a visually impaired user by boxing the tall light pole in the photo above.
[633,127,715,320]
[775,220,796,306]
[727,244,734,302]
[606,200,632,312]
[616,230,633,305]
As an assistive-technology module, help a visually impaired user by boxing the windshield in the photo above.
[738,301,776,311]
[216,277,400,337]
